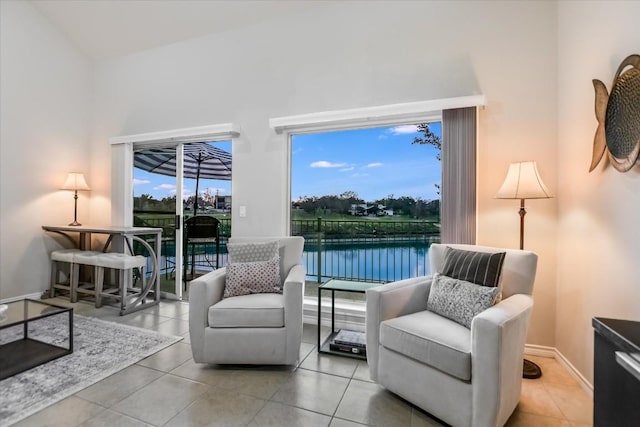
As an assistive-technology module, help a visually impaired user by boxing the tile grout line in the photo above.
[328,367,358,424]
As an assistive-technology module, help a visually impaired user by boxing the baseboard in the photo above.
[303,310,366,331]
[554,348,594,398]
[303,298,365,332]
[525,344,593,398]
[0,292,43,304]
[524,343,556,358]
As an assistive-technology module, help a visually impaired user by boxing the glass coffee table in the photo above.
[0,299,73,380]
[317,279,383,360]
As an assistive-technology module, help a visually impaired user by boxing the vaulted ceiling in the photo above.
[31,0,337,61]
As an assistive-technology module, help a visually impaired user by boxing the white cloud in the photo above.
[154,183,175,190]
[133,178,150,186]
[366,162,383,168]
[340,167,355,172]
[390,124,419,135]
[310,160,347,168]
[352,172,369,178]
[170,188,192,199]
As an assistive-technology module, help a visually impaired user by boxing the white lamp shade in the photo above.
[61,172,90,191]
[496,161,552,199]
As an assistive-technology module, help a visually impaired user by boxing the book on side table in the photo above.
[329,329,367,356]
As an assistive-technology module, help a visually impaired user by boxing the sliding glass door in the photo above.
[132,141,232,300]
[133,144,185,299]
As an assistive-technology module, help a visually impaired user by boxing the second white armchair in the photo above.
[366,243,538,427]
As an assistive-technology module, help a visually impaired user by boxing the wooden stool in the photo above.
[50,249,103,302]
[72,251,103,302]
[49,249,82,301]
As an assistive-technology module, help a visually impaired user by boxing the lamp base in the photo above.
[523,358,542,379]
[68,220,82,226]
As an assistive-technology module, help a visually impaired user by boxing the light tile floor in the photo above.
[12,299,593,427]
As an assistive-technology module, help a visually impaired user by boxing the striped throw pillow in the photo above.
[441,247,506,287]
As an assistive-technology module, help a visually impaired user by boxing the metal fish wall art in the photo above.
[590,54,640,172]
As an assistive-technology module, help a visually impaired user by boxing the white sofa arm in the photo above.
[283,264,305,323]
[189,268,226,363]
[365,276,433,381]
[283,264,305,364]
[284,263,306,289]
[471,293,533,427]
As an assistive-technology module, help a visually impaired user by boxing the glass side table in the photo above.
[317,279,383,360]
[0,299,73,380]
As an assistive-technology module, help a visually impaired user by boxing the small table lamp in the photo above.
[496,160,552,379]
[61,172,90,226]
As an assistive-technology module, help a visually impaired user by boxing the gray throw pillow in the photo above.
[227,240,279,263]
[224,257,281,298]
[442,247,506,288]
[427,273,500,328]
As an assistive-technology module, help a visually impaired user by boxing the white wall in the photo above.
[92,1,559,346]
[557,1,640,384]
[0,1,92,299]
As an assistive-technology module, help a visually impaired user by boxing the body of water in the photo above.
[302,241,433,283]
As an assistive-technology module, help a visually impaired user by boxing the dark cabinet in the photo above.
[592,317,640,426]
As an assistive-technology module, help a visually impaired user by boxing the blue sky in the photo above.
[133,123,441,203]
[292,123,441,202]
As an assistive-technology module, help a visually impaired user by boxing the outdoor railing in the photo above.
[133,211,231,277]
[132,212,440,285]
[292,218,440,283]
[133,211,231,240]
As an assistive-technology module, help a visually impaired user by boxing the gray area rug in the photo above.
[0,313,182,426]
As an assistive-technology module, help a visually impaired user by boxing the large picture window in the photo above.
[289,123,442,299]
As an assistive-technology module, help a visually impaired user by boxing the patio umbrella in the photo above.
[134,142,232,214]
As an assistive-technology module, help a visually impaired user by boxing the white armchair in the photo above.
[366,244,538,427]
[189,236,305,365]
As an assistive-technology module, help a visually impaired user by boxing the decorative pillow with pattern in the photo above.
[227,240,279,263]
[224,256,281,298]
[427,273,500,328]
[442,247,506,288]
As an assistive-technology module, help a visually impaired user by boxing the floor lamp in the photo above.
[61,172,90,226]
[496,161,553,379]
